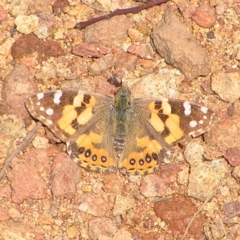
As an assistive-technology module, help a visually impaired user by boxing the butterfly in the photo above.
[25,83,215,175]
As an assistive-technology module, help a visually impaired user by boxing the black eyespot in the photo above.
[78,147,85,154]
[139,159,144,166]
[130,159,135,165]
[101,156,107,162]
[152,152,158,160]
[85,149,91,157]
[92,154,97,161]
[145,153,152,163]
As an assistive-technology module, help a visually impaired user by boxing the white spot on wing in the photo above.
[201,106,208,114]
[37,93,44,100]
[53,90,62,104]
[40,107,45,111]
[37,102,40,106]
[46,119,53,125]
[190,120,197,128]
[183,101,191,116]
[199,120,204,124]
[46,108,54,115]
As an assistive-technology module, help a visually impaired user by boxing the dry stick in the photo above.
[0,122,42,180]
[75,0,168,29]
[218,210,240,225]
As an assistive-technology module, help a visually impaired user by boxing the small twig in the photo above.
[218,210,240,225]
[0,122,41,180]
[75,0,168,29]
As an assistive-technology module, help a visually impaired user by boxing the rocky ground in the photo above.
[0,0,240,239]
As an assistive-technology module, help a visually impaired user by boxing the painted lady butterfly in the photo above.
[26,83,214,174]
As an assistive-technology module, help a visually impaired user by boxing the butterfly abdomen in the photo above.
[114,124,125,154]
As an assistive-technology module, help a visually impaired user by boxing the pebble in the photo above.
[113,228,133,240]
[8,208,21,220]
[12,34,65,63]
[154,194,205,238]
[185,142,230,201]
[32,136,50,150]
[140,175,167,197]
[205,114,240,156]
[14,14,39,34]
[0,37,15,56]
[72,43,110,57]
[51,152,81,197]
[113,195,135,216]
[9,0,32,16]
[191,4,216,28]
[0,208,9,221]
[128,28,144,42]
[7,163,47,203]
[224,147,240,167]
[78,194,108,217]
[67,225,79,239]
[103,174,124,194]
[84,15,130,47]
[127,43,154,59]
[211,71,240,103]
[152,10,210,79]
[88,217,117,239]
[0,7,7,21]
[2,64,38,118]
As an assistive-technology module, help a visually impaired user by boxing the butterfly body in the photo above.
[26,84,215,175]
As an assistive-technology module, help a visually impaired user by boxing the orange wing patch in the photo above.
[71,132,116,172]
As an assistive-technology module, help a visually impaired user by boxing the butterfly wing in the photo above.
[26,90,118,173]
[118,98,215,174]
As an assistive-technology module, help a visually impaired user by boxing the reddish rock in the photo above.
[78,194,108,217]
[8,163,47,203]
[53,0,69,14]
[223,201,240,215]
[84,15,130,47]
[51,152,81,197]
[2,64,38,118]
[103,174,124,194]
[205,115,240,157]
[177,3,197,19]
[12,34,65,63]
[192,4,217,28]
[18,149,50,175]
[224,147,240,167]
[72,43,110,57]
[128,28,144,42]
[158,163,181,184]
[114,51,138,73]
[127,44,154,59]
[154,194,205,238]
[88,217,118,239]
[0,7,7,21]
[0,208,10,221]
[140,175,167,197]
